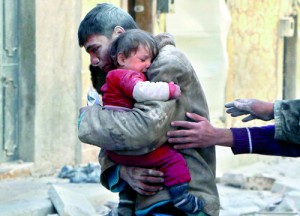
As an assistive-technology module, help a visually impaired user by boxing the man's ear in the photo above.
[117,52,126,66]
[112,26,125,38]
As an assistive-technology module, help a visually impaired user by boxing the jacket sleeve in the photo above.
[274,99,300,144]
[114,69,146,98]
[78,100,176,155]
[133,81,170,102]
[231,125,300,157]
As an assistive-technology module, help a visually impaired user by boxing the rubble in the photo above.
[58,163,100,183]
[48,185,98,216]
[218,158,300,215]
[1,159,300,215]
[0,161,33,180]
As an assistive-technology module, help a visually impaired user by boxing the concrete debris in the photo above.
[286,191,300,208]
[221,173,276,190]
[1,159,300,215]
[58,163,100,183]
[0,162,33,180]
[219,158,300,215]
[48,185,98,216]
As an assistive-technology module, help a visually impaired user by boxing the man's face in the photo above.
[84,34,115,73]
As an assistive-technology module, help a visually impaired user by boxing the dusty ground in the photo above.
[1,158,300,215]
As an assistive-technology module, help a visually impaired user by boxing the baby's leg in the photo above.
[117,186,136,216]
[168,183,204,214]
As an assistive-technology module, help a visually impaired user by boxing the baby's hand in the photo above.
[169,82,181,99]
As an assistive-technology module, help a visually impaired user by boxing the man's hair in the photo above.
[78,3,139,47]
[110,29,158,67]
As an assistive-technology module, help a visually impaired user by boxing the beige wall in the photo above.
[32,0,82,172]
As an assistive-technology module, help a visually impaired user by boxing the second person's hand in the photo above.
[167,112,218,149]
[225,98,274,122]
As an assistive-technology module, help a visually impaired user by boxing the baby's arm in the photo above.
[133,81,181,102]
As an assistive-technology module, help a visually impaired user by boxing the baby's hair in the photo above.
[110,29,158,67]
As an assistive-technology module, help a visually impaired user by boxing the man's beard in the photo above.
[89,65,107,94]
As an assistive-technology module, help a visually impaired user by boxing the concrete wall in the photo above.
[18,0,82,173]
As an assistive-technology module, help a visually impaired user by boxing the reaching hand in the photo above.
[167,112,218,149]
[120,166,164,196]
[225,99,274,122]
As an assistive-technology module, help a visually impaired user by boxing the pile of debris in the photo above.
[58,163,101,183]
[48,163,118,215]
[218,158,300,215]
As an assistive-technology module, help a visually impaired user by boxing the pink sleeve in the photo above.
[119,70,147,98]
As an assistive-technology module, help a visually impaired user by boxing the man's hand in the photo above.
[167,112,218,149]
[120,166,164,196]
[225,99,274,122]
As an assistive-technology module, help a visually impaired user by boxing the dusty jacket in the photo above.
[78,34,220,215]
[274,99,300,144]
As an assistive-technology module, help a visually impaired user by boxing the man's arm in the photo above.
[224,98,300,144]
[78,100,176,154]
[168,113,300,157]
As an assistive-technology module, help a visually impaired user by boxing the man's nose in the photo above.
[91,55,100,66]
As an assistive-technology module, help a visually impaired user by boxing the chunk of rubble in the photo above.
[218,158,300,214]
[48,184,99,216]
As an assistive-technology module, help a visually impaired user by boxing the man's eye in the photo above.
[92,46,100,53]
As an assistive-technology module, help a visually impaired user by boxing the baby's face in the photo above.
[122,45,152,73]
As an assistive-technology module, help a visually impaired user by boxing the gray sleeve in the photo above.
[274,99,300,144]
[78,100,176,155]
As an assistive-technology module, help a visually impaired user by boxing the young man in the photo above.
[78,3,219,216]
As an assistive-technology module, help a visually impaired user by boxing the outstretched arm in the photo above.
[224,98,300,144]
[167,113,300,157]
